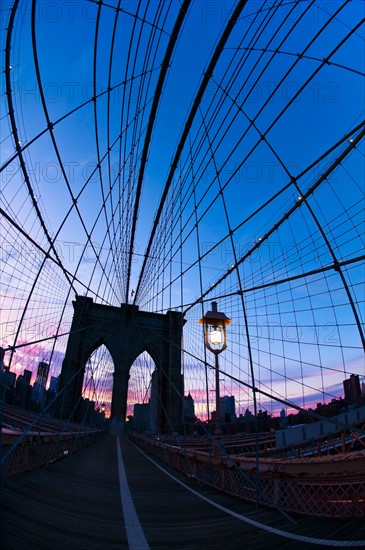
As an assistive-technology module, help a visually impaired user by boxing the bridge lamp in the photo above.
[199,301,231,437]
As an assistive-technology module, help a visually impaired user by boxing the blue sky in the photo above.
[0,0,364,418]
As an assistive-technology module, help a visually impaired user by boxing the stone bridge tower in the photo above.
[57,296,184,433]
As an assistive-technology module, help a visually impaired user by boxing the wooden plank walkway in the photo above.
[1,434,364,549]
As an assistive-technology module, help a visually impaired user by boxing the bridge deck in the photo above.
[1,435,364,549]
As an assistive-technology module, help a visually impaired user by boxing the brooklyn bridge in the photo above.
[1,0,364,548]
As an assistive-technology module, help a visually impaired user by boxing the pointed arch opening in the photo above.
[127,351,156,433]
[81,344,114,422]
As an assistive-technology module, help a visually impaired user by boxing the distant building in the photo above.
[22,369,32,385]
[220,395,236,422]
[280,408,288,428]
[32,361,50,409]
[134,403,150,432]
[0,365,16,404]
[343,374,361,404]
[81,398,96,424]
[15,369,32,409]
[49,376,59,392]
[35,361,49,388]
[44,376,59,413]
[149,369,158,433]
[242,408,254,420]
[1,365,16,388]
[183,392,195,422]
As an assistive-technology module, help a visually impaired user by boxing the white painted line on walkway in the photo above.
[116,437,150,550]
[130,438,365,548]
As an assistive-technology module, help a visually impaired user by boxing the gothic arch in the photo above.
[81,338,116,374]
[129,343,159,373]
[57,296,184,433]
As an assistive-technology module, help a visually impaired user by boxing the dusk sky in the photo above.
[0,0,364,420]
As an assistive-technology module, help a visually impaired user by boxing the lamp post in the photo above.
[199,302,231,437]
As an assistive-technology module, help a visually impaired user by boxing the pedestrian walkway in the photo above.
[1,434,364,549]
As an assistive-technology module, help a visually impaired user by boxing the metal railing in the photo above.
[1,429,101,477]
[133,434,365,518]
